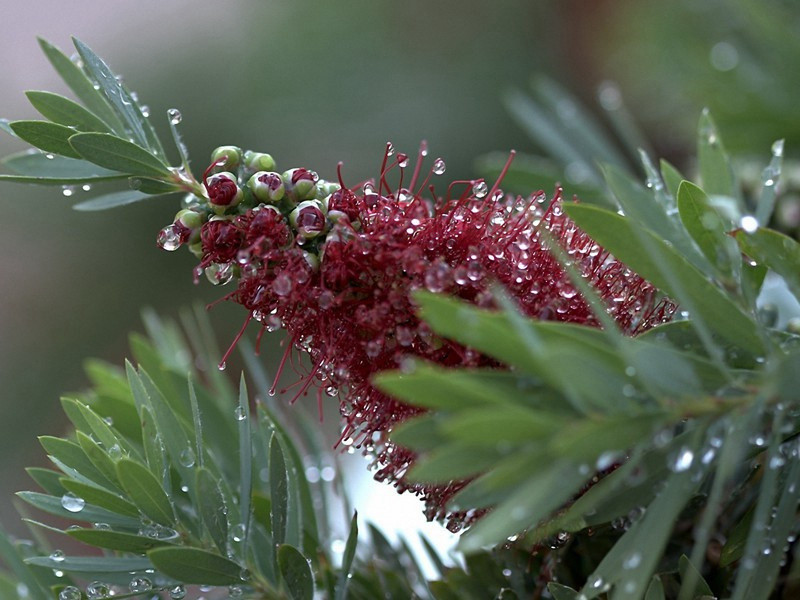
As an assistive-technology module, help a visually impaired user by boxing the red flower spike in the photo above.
[160,145,677,530]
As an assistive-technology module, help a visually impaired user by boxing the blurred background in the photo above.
[1,0,798,547]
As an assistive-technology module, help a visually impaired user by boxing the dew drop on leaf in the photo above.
[61,492,85,513]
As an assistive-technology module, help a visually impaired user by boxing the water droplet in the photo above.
[710,41,739,72]
[44,153,55,160]
[320,466,336,481]
[168,585,187,599]
[218,361,227,371]
[50,549,65,563]
[597,81,622,111]
[179,447,196,468]
[386,141,395,156]
[231,523,246,542]
[670,447,694,472]
[432,158,446,175]
[234,405,246,421]
[61,492,85,513]
[623,552,642,569]
[397,153,409,168]
[273,273,292,296]
[472,180,488,199]
[740,215,759,233]
[167,108,182,125]
[157,225,182,251]
[129,576,152,593]
[61,185,76,197]
[140,105,150,118]
[86,581,112,599]
[229,584,244,597]
[59,586,81,600]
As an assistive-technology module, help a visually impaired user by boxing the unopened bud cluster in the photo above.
[157,146,343,286]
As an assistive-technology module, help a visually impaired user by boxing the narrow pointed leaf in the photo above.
[9,121,82,158]
[69,133,170,177]
[196,466,228,553]
[147,547,242,585]
[67,528,175,553]
[25,91,111,132]
[2,151,119,178]
[270,434,289,546]
[25,554,151,573]
[278,544,314,600]
[16,491,140,528]
[116,458,175,525]
[335,512,358,600]
[59,479,139,518]
[697,110,737,201]
[37,38,124,132]
[72,190,169,211]
[735,227,800,303]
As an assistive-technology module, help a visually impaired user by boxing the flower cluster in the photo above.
[157,143,676,527]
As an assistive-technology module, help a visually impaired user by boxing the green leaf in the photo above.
[39,435,115,489]
[270,434,289,547]
[72,190,168,211]
[59,479,139,518]
[25,91,112,132]
[278,544,314,600]
[0,525,51,600]
[645,576,666,600]
[116,458,175,525]
[678,554,713,598]
[2,151,119,178]
[697,110,738,201]
[72,38,166,160]
[16,491,140,528]
[67,528,174,553]
[457,460,585,552]
[147,547,242,586]
[196,467,228,554]
[335,513,358,600]
[0,173,128,185]
[25,554,151,573]
[660,159,685,199]
[26,468,67,496]
[548,582,580,600]
[75,432,122,488]
[565,203,764,353]
[9,121,82,158]
[756,139,784,225]
[237,375,253,557]
[677,180,739,279]
[69,133,171,178]
[37,38,124,132]
[735,227,800,303]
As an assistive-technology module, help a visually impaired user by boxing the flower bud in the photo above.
[290,200,327,239]
[206,172,243,214]
[243,151,276,172]
[248,171,285,203]
[283,168,319,202]
[210,146,242,171]
[301,250,320,271]
[175,208,204,231]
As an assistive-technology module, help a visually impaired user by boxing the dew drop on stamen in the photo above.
[472,180,488,199]
[397,153,409,168]
[386,141,395,156]
[433,158,446,175]
[167,108,182,125]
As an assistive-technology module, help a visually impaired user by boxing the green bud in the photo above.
[301,251,320,271]
[248,171,285,203]
[244,151,276,172]
[290,199,327,239]
[175,209,203,230]
[210,146,243,171]
[283,168,319,202]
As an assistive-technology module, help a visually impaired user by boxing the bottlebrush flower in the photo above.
[157,143,676,528]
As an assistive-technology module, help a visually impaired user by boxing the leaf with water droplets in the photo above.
[755,139,784,225]
[26,91,112,133]
[116,458,175,525]
[270,434,289,548]
[67,528,175,554]
[565,203,764,354]
[72,38,167,160]
[25,554,152,573]
[334,513,358,600]
[26,467,67,497]
[69,133,170,178]
[37,38,125,133]
[0,525,51,600]
[2,151,120,179]
[236,374,253,558]
[39,435,115,490]
[678,180,740,281]
[75,432,123,489]
[735,227,800,303]
[72,190,171,212]
[9,121,82,159]
[278,544,314,600]
[195,466,228,554]
[148,547,242,585]
[16,491,140,528]
[59,479,139,518]
[697,109,740,204]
